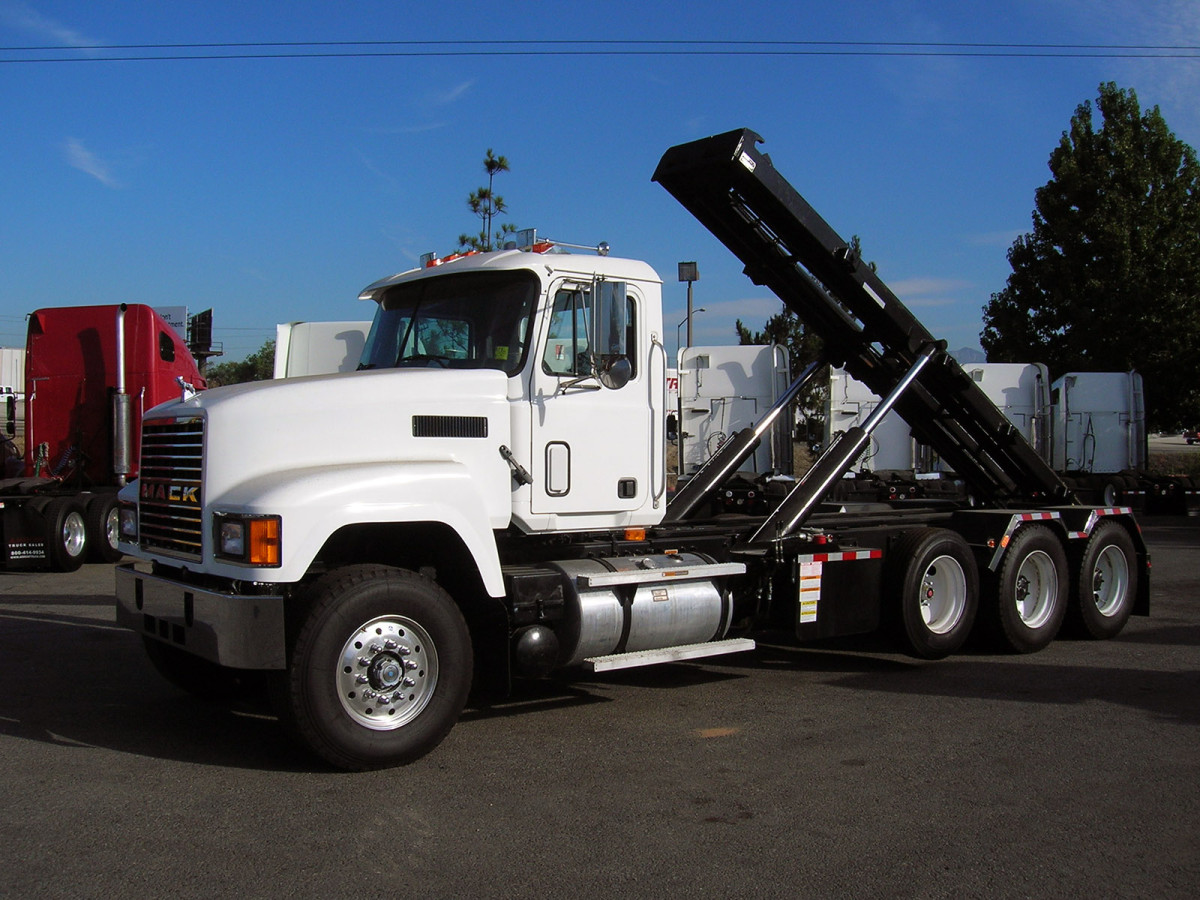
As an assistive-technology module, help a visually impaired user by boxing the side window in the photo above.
[159,331,176,363]
[541,285,638,380]
[542,288,590,376]
[624,296,638,378]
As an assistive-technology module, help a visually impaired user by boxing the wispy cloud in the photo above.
[1124,1,1200,137]
[364,122,448,136]
[697,296,784,322]
[64,138,120,187]
[889,277,971,308]
[0,1,99,47]
[964,229,1023,248]
[355,149,399,190]
[1064,0,1200,137]
[431,81,474,105]
[873,11,969,109]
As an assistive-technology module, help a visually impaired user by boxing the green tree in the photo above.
[458,149,516,252]
[205,339,275,387]
[981,82,1200,430]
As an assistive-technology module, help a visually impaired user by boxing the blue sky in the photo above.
[2,1,1199,362]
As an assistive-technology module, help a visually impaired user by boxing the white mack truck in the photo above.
[115,129,1149,770]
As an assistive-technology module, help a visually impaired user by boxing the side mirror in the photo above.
[597,356,632,390]
[5,395,14,436]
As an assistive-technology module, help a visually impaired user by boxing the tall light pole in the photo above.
[678,261,699,348]
[676,308,706,358]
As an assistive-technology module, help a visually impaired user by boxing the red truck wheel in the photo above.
[273,565,473,770]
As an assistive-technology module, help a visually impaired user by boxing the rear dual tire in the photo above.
[980,525,1068,654]
[85,494,123,563]
[42,497,88,572]
[1066,522,1137,640]
[887,528,979,659]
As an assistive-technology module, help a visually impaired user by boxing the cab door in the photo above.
[529,279,650,517]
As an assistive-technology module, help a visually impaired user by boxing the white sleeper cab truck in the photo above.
[115,130,1150,770]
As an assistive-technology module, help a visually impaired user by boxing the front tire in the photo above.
[274,565,472,770]
[886,528,979,659]
[980,525,1068,653]
[1066,522,1137,639]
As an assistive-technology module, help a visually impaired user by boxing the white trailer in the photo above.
[1,347,25,463]
[825,366,914,472]
[1050,372,1146,474]
[676,344,791,477]
[273,321,372,378]
[963,363,1052,461]
[834,362,1154,508]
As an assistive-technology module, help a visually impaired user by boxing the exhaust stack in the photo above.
[112,304,133,487]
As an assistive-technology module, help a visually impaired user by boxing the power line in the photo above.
[2,38,1198,64]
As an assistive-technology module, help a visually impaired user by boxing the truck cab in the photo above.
[118,243,667,591]
[358,246,668,534]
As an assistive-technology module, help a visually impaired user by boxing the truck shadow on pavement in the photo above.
[727,634,1200,727]
[0,597,319,772]
[2,590,1194,770]
[824,658,1200,726]
[0,596,742,769]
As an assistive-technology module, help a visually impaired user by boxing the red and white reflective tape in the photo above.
[1080,507,1134,538]
[795,549,882,564]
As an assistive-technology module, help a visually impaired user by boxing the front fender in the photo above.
[210,460,508,594]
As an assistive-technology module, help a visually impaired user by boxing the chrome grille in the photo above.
[138,417,204,559]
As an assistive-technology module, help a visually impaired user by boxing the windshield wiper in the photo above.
[398,354,452,368]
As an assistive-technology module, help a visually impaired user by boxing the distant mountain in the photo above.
[949,346,986,364]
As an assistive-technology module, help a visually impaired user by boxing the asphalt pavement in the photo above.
[1,515,1197,898]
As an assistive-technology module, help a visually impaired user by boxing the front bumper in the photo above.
[115,564,287,669]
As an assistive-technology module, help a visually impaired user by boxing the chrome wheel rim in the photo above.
[104,506,120,550]
[62,511,87,558]
[337,615,438,730]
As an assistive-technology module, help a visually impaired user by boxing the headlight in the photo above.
[214,513,281,566]
[118,502,138,541]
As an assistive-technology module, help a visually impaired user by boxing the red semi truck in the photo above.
[0,304,204,570]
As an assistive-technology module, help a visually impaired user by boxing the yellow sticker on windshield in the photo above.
[495,346,509,360]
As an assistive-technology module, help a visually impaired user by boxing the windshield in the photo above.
[359,270,538,375]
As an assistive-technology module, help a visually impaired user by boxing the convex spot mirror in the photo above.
[597,356,632,390]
